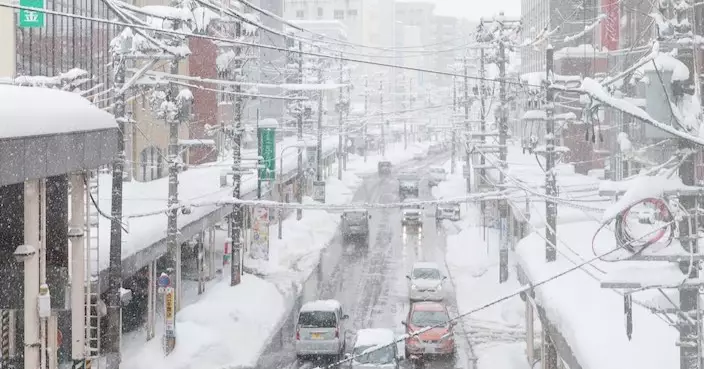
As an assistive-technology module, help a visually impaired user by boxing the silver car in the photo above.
[295,300,349,360]
[347,328,402,369]
[406,262,447,301]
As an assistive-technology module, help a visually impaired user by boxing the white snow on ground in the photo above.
[97,135,339,272]
[121,141,428,369]
[433,160,530,369]
[121,275,285,369]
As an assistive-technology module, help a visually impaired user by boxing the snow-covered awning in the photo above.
[0,85,118,186]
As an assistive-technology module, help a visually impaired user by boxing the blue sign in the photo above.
[158,273,171,288]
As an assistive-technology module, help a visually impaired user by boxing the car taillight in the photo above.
[296,327,300,340]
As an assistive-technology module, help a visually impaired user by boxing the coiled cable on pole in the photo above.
[592,197,675,261]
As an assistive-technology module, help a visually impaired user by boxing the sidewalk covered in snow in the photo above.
[0,85,118,186]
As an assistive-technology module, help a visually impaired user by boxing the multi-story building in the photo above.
[243,0,286,129]
[283,0,380,80]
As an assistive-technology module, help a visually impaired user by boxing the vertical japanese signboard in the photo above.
[19,0,45,28]
[312,181,326,203]
[251,207,270,260]
[601,0,619,51]
[258,128,276,181]
[159,273,176,354]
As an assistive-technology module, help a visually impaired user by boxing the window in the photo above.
[410,310,449,327]
[317,7,323,16]
[296,9,304,18]
[412,268,441,279]
[347,9,357,16]
[139,146,164,182]
[334,9,344,19]
[298,311,337,328]
[353,345,395,364]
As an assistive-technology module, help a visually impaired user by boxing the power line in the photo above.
[0,2,540,88]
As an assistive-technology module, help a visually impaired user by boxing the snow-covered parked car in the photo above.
[406,262,446,301]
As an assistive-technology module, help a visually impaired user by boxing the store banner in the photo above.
[251,207,270,260]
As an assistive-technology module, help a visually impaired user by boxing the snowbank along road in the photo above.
[255,153,476,369]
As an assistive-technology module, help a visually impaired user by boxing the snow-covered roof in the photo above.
[636,52,690,82]
[300,299,342,312]
[354,328,395,347]
[412,261,440,270]
[0,85,117,139]
[259,118,278,128]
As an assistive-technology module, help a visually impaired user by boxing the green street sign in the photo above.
[258,128,276,181]
[19,0,45,28]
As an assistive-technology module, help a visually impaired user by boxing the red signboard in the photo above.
[601,0,620,51]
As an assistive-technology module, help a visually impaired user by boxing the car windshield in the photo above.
[410,310,449,327]
[298,311,337,328]
[353,344,395,364]
[413,268,441,279]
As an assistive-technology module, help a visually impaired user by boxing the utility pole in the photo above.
[363,78,369,163]
[231,20,243,286]
[463,55,470,192]
[316,53,324,181]
[678,151,700,369]
[338,53,344,181]
[404,76,408,150]
[478,48,487,215]
[343,62,350,171]
[105,50,125,369]
[380,80,385,156]
[451,76,457,174]
[498,38,509,283]
[296,41,303,220]
[542,45,559,369]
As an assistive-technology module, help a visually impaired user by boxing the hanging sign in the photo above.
[251,207,270,260]
[313,181,326,203]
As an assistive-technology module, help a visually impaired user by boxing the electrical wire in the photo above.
[0,1,539,88]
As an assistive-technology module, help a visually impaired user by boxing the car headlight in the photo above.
[436,285,443,291]
[411,284,417,290]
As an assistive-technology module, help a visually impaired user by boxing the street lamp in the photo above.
[278,140,308,239]
[15,244,40,369]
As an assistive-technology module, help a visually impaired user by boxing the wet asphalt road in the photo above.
[256,154,474,369]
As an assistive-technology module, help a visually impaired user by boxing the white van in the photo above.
[295,300,349,360]
[348,328,401,369]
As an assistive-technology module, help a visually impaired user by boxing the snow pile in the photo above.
[601,174,684,221]
[121,275,285,369]
[245,174,358,277]
[636,52,689,81]
[0,85,117,139]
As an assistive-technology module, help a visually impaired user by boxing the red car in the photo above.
[402,301,456,359]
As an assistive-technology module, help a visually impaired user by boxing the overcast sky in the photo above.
[426,0,520,21]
